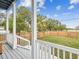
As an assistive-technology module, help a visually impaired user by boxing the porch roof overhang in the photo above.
[0,0,15,10]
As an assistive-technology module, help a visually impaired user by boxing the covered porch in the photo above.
[0,0,79,59]
[0,43,31,59]
[0,0,35,59]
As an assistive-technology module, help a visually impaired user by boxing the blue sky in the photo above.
[17,0,79,28]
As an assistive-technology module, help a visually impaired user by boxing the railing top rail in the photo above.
[0,30,6,34]
[16,35,31,49]
[16,35,30,42]
[37,40,79,54]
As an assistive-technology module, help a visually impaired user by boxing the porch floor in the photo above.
[0,43,31,59]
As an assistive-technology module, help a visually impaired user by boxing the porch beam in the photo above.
[13,1,17,49]
[31,0,37,59]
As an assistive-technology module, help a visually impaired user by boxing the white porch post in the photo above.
[6,10,9,42]
[13,1,17,49]
[31,0,37,59]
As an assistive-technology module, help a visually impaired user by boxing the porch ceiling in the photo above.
[0,0,15,10]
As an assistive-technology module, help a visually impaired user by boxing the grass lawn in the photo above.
[40,35,79,49]
[39,36,79,59]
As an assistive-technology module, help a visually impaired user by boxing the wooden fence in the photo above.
[38,31,79,39]
[17,31,79,40]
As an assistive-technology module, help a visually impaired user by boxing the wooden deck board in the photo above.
[17,48,31,59]
[0,43,31,59]
[4,45,17,59]
[2,53,8,59]
[17,47,31,55]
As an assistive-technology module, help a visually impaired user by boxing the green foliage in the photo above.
[2,6,66,32]
[37,15,47,31]
[37,16,66,31]
[9,17,13,32]
[40,36,79,49]
[45,19,58,31]
[16,6,31,32]
[5,6,31,33]
[40,36,78,59]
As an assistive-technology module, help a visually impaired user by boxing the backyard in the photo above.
[39,35,79,49]
[38,34,79,59]
[18,31,79,49]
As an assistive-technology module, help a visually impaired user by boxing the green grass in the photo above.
[40,35,79,49]
[40,36,79,59]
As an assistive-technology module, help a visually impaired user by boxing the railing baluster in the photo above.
[70,52,72,59]
[37,42,40,59]
[36,40,79,59]
[57,48,60,59]
[41,45,44,59]
[48,46,51,59]
[63,50,65,59]
[52,47,54,59]
[40,45,43,59]
[39,44,41,59]
[46,46,49,59]
[45,46,48,59]
[44,46,46,59]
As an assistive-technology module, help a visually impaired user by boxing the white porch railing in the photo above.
[7,34,31,49]
[16,35,31,49]
[7,33,14,47]
[36,40,79,59]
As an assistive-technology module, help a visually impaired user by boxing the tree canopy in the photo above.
[37,15,66,31]
[2,6,67,32]
[8,6,32,33]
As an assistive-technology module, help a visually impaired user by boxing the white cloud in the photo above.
[19,0,46,11]
[37,8,40,12]
[53,14,58,17]
[56,5,61,10]
[46,14,53,18]
[70,0,79,4]
[46,14,50,18]
[37,0,46,9]
[19,0,31,7]
[19,0,46,8]
[68,5,75,10]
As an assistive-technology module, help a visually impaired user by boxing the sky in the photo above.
[0,0,79,28]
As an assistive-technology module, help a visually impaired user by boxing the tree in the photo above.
[3,6,66,33]
[37,15,67,31]
[37,15,47,31]
[57,24,66,31]
[3,6,32,33]
[16,6,32,32]
[45,18,66,31]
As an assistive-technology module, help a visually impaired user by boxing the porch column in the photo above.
[13,1,17,49]
[31,0,37,59]
[6,10,9,42]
